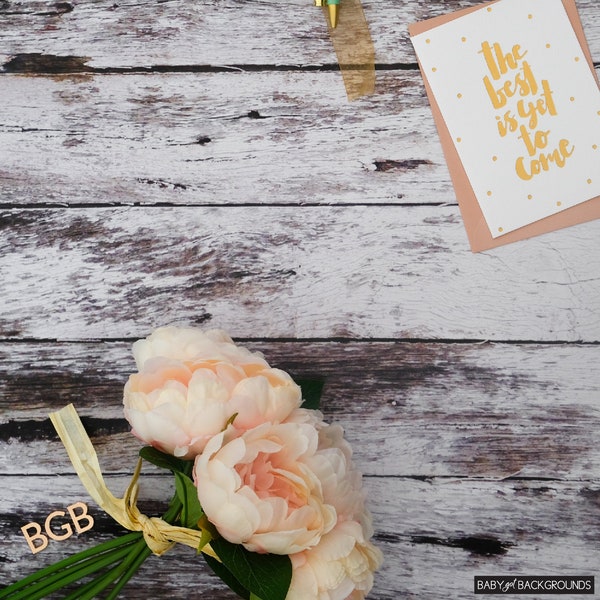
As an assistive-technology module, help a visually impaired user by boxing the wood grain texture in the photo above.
[1,476,599,598]
[1,207,600,341]
[2,337,598,596]
[0,0,599,68]
[0,70,448,207]
[1,341,599,479]
[1,68,599,208]
[1,0,599,598]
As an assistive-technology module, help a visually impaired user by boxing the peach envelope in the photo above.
[409,0,600,252]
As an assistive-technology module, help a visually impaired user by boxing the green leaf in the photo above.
[250,594,265,600]
[203,553,251,600]
[139,446,193,476]
[197,526,213,554]
[210,537,292,600]
[297,378,325,410]
[174,472,204,529]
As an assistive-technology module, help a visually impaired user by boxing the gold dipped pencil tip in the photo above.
[328,3,338,28]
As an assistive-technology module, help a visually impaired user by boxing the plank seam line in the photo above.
[1,473,596,483]
[0,337,598,345]
[0,62,421,75]
[1,62,598,76]
[0,203,455,209]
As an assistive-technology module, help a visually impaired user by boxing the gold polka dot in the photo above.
[461,36,467,42]
[456,137,462,143]
[593,144,598,150]
[527,194,533,200]
[426,38,431,44]
[546,43,551,48]
[575,56,580,62]
[528,13,533,19]
[487,191,492,197]
[588,178,593,184]
[432,67,437,72]
[557,201,562,207]
[570,97,575,102]
[492,156,498,162]
[487,7,492,11]
[498,227,503,233]
[457,93,463,99]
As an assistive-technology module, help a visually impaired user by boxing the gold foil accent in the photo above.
[49,404,218,559]
[328,3,339,29]
[324,0,375,100]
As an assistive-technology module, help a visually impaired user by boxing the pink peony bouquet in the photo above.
[2,327,382,600]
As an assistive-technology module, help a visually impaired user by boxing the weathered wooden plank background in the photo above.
[1,0,599,598]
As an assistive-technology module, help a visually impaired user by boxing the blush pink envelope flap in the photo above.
[409,0,600,252]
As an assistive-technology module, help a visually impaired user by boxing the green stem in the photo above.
[104,539,152,600]
[98,492,180,600]
[100,492,182,599]
[60,562,124,600]
[61,537,145,600]
[0,533,141,599]
[73,537,150,600]
[2,481,185,600]
[5,543,134,600]
[64,536,146,600]
[162,491,183,524]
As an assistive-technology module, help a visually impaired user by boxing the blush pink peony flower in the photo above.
[193,421,338,555]
[123,327,302,459]
[287,522,383,600]
[284,409,383,600]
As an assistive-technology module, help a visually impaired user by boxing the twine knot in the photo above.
[135,513,176,556]
[49,404,218,560]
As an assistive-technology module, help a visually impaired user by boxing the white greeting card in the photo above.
[411,0,600,238]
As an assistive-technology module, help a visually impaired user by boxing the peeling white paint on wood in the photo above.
[0,70,449,206]
[0,0,598,68]
[1,69,598,208]
[1,207,600,341]
[1,341,599,479]
[2,475,599,598]
[1,1,599,598]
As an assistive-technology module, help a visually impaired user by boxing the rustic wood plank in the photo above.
[1,207,600,341]
[1,341,599,479]
[2,69,599,208]
[0,70,451,207]
[1,476,599,597]
[0,0,598,68]
[1,2,598,600]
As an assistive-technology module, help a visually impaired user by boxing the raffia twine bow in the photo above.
[50,404,218,559]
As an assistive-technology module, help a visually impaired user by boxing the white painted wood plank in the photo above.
[1,2,598,599]
[1,475,598,598]
[0,71,450,206]
[0,0,599,68]
[1,342,599,478]
[1,207,599,341]
[2,68,598,207]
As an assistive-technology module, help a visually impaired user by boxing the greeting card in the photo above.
[410,0,600,251]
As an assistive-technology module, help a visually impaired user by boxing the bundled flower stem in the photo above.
[0,495,174,600]
[3,327,382,599]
